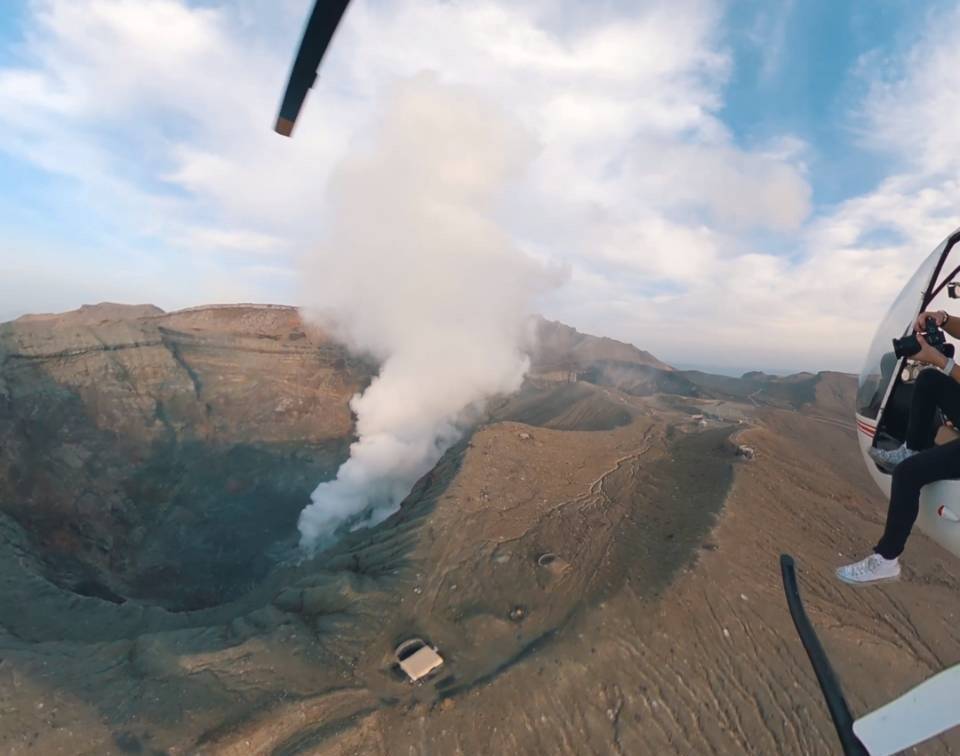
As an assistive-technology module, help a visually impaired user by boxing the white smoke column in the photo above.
[298,73,555,549]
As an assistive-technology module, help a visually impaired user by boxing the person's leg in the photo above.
[905,369,960,450]
[931,370,960,426]
[873,369,960,471]
[839,438,960,584]
[875,438,960,558]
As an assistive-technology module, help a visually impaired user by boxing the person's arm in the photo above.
[944,313,960,340]
[914,310,960,338]
[927,350,954,376]
[914,334,958,380]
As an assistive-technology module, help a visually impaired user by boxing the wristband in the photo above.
[942,357,955,376]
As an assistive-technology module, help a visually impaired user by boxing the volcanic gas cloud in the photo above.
[298,73,557,549]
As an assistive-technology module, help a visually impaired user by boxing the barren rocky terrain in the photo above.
[1,304,957,755]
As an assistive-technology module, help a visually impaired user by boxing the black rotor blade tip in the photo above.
[275,117,295,137]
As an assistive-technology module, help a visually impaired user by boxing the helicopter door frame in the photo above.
[873,229,960,444]
[924,228,960,305]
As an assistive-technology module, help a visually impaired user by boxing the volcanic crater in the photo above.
[2,303,958,756]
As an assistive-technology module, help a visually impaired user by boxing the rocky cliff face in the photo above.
[0,303,375,610]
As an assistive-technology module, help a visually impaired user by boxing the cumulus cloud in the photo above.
[542,2,960,373]
[0,0,357,272]
[860,5,960,177]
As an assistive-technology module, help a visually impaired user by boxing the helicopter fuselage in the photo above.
[856,227,960,560]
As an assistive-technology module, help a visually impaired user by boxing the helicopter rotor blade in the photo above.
[780,555,870,755]
[275,0,352,136]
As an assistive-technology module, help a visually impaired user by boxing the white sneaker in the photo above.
[868,443,917,472]
[836,554,901,585]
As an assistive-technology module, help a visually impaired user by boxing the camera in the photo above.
[892,316,955,360]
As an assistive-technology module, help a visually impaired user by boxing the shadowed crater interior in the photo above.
[0,304,373,611]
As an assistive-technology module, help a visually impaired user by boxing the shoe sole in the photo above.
[836,572,901,586]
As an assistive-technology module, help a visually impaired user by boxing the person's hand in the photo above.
[913,333,948,368]
[915,310,948,331]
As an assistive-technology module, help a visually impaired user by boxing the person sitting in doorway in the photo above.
[838,309,960,584]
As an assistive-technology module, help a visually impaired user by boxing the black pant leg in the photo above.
[875,438,960,558]
[934,372,960,426]
[905,369,960,449]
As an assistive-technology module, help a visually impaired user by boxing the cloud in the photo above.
[746,0,796,83]
[542,2,960,373]
[175,227,289,257]
[7,0,952,376]
[859,4,960,177]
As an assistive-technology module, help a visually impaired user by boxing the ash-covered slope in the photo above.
[0,303,375,610]
[581,357,850,411]
[530,317,672,375]
[530,319,840,410]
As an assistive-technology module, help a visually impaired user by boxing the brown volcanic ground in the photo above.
[0,305,958,755]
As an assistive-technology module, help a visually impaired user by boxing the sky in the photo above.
[1,0,959,373]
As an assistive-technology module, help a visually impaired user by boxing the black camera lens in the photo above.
[892,317,953,360]
[892,333,921,359]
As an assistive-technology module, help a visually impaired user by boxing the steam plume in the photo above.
[298,74,554,549]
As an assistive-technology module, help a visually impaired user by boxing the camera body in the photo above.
[892,316,956,360]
